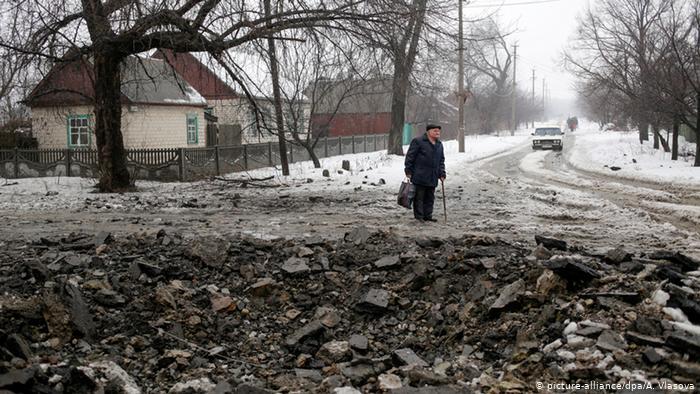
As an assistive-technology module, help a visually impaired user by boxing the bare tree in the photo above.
[350,0,429,155]
[655,0,700,164]
[463,18,513,133]
[0,0,378,191]
[566,0,673,144]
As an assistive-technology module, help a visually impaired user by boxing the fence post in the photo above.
[374,135,377,151]
[338,137,342,155]
[214,146,220,176]
[65,149,72,177]
[13,148,19,178]
[324,137,328,158]
[364,135,367,152]
[268,142,273,166]
[178,148,185,181]
[289,144,294,163]
[351,135,355,154]
[243,145,248,170]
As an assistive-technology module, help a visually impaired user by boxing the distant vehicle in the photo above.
[601,123,615,131]
[532,126,564,151]
[566,116,578,132]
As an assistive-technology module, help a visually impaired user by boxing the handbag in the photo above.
[397,179,415,209]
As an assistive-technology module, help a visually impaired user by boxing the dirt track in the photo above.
[1,139,698,256]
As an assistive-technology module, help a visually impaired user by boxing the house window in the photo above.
[67,115,91,148]
[187,114,198,144]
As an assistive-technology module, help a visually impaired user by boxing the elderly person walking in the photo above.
[404,124,446,222]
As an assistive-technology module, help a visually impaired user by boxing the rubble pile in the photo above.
[1,227,699,393]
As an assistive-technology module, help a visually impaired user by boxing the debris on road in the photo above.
[1,228,699,392]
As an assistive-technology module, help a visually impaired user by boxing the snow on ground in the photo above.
[0,133,529,211]
[568,128,699,187]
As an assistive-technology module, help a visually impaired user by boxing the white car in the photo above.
[532,126,564,151]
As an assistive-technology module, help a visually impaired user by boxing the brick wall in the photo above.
[311,113,391,137]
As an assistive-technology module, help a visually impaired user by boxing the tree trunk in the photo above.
[264,0,290,175]
[695,93,700,167]
[638,120,649,143]
[387,60,408,155]
[93,52,130,192]
[308,147,321,168]
[671,114,679,161]
[652,127,670,152]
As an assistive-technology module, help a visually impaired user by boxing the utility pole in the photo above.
[457,0,465,152]
[531,69,535,128]
[541,78,545,121]
[510,44,518,136]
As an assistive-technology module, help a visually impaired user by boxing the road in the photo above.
[1,135,698,255]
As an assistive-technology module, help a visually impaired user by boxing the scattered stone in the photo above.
[211,296,234,312]
[544,256,601,285]
[286,320,325,348]
[604,246,632,264]
[169,378,216,393]
[374,255,400,269]
[665,333,700,358]
[316,341,352,364]
[188,237,230,267]
[297,247,314,258]
[532,245,553,260]
[341,160,351,171]
[349,334,368,351]
[416,237,443,248]
[322,169,330,177]
[642,348,664,364]
[294,369,323,383]
[535,235,567,251]
[624,331,664,347]
[93,231,113,246]
[576,326,604,337]
[596,330,628,352]
[543,339,563,353]
[563,322,578,336]
[94,289,127,307]
[356,289,389,313]
[281,258,310,275]
[250,278,276,297]
[334,386,362,394]
[489,279,525,314]
[5,334,32,360]
[339,363,375,385]
[666,360,700,380]
[647,250,699,272]
[393,348,428,367]
[378,373,402,390]
[344,226,371,245]
[316,307,341,328]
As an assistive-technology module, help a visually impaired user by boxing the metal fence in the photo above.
[0,134,389,182]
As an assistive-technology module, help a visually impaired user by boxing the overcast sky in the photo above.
[465,0,592,101]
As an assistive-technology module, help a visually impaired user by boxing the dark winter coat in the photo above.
[404,133,446,187]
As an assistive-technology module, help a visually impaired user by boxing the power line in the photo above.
[466,0,563,8]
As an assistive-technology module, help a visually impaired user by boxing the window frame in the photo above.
[186,113,199,145]
[66,114,92,148]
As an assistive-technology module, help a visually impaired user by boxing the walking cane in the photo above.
[440,179,447,223]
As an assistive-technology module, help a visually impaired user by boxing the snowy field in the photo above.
[0,133,531,210]
[0,126,697,213]
[568,128,699,187]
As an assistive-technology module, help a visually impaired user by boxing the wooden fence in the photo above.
[0,134,389,182]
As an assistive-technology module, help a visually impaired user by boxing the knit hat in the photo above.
[426,124,442,131]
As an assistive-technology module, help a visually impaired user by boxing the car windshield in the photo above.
[535,128,561,136]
